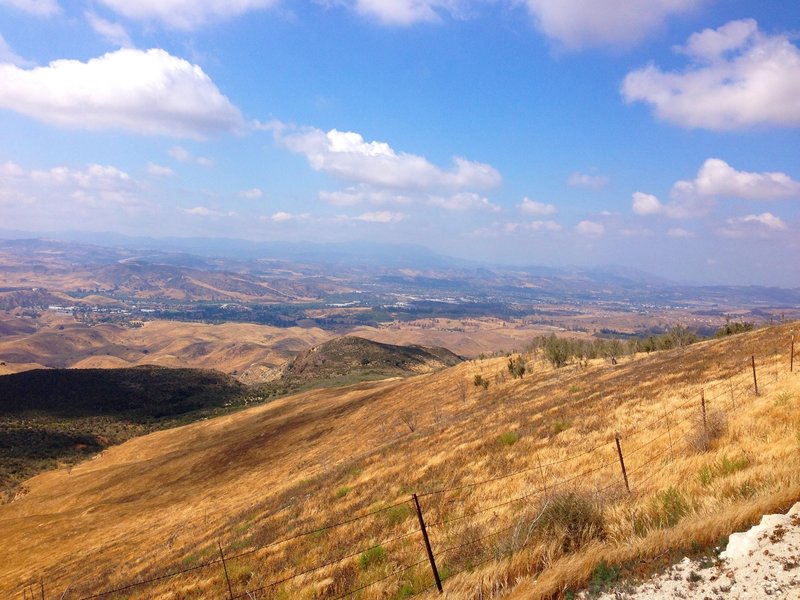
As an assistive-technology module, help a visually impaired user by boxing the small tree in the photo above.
[473,374,490,389]
[508,355,526,379]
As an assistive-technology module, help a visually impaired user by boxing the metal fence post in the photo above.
[412,494,443,593]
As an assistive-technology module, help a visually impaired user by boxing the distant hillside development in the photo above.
[1,323,798,598]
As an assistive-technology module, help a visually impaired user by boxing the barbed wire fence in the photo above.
[19,335,797,600]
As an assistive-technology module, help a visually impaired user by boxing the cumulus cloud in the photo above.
[622,19,800,129]
[567,171,609,189]
[526,220,562,232]
[266,121,501,191]
[631,189,712,219]
[524,0,703,50]
[146,163,175,177]
[86,11,133,48]
[633,158,798,220]
[0,0,60,17]
[518,197,557,216]
[719,212,788,238]
[354,210,405,223]
[238,188,263,199]
[631,192,664,216]
[0,48,243,138]
[183,206,236,217]
[575,220,604,236]
[684,158,800,200]
[97,0,278,30]
[319,186,411,207]
[0,160,151,231]
[429,192,499,211]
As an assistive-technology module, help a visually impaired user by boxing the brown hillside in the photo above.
[1,323,798,598]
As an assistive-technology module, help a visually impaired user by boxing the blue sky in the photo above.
[0,0,798,284]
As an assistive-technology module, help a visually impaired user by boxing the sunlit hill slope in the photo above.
[2,323,799,599]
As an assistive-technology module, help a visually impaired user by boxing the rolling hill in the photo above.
[1,323,798,598]
[0,366,246,500]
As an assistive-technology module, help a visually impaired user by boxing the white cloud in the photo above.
[0,34,31,67]
[239,188,263,199]
[667,227,695,238]
[183,206,236,217]
[429,192,499,211]
[526,220,562,232]
[354,211,405,223]
[271,211,293,222]
[86,11,133,48]
[631,192,664,216]
[146,163,175,177]
[567,171,609,189]
[319,187,411,207]
[622,19,800,129]
[0,48,243,138]
[350,0,458,26]
[633,158,797,221]
[97,0,278,30]
[0,0,60,17]
[575,220,604,236]
[518,197,557,216]
[523,0,703,50]
[686,158,800,200]
[0,160,150,230]
[719,212,788,238]
[631,188,712,219]
[267,121,501,191]
[169,145,215,166]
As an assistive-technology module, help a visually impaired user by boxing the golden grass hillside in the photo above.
[2,323,799,599]
[0,313,577,379]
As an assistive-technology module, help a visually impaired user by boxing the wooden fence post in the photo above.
[614,434,630,493]
[751,355,759,396]
[412,494,443,593]
[700,390,707,436]
[218,541,234,600]
[791,332,795,373]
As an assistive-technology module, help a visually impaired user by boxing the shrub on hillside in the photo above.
[535,492,605,553]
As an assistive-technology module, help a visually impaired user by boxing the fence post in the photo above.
[791,332,795,373]
[614,434,630,493]
[412,494,443,594]
[751,355,759,396]
[218,541,234,600]
[40,579,44,600]
[700,390,707,436]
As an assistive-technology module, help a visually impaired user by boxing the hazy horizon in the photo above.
[0,1,798,286]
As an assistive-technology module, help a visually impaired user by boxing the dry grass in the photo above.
[1,323,799,599]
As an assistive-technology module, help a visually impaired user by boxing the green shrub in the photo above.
[335,486,352,498]
[385,503,412,525]
[497,431,520,446]
[507,355,526,379]
[358,545,386,570]
[588,560,619,595]
[473,374,490,389]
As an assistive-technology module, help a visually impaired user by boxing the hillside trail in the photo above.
[583,502,800,599]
